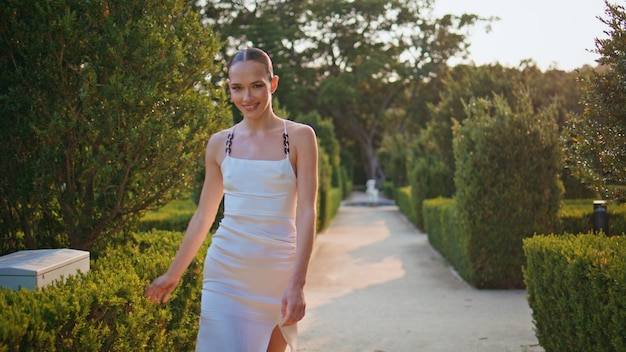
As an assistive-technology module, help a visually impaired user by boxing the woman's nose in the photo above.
[242,89,252,101]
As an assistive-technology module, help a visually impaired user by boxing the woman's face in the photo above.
[227,60,278,120]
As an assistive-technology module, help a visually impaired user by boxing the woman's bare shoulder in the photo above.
[286,120,316,139]
[208,128,235,145]
[206,127,234,159]
[285,120,317,164]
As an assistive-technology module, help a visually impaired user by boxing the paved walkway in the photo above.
[296,192,543,352]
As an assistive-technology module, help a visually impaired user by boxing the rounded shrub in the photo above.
[453,92,563,288]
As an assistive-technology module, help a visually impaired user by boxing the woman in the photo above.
[146,48,318,352]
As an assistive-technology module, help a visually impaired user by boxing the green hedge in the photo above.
[317,186,343,232]
[395,187,416,226]
[0,231,207,351]
[523,234,626,352]
[325,187,343,226]
[422,198,471,280]
[409,155,455,231]
[419,197,626,289]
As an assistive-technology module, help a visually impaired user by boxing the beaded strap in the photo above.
[225,132,234,155]
[283,132,290,154]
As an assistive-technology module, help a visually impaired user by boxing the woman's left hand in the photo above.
[280,284,306,326]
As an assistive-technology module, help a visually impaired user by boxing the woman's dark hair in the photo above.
[227,48,274,79]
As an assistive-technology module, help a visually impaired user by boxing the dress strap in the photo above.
[225,126,235,155]
[282,120,290,155]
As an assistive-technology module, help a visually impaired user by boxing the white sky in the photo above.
[433,0,610,71]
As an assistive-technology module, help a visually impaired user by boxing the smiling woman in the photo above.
[146,48,319,352]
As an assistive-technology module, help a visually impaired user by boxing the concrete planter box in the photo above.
[0,249,90,290]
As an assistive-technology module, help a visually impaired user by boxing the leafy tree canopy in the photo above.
[563,1,626,201]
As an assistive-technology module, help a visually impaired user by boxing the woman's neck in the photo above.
[240,114,281,132]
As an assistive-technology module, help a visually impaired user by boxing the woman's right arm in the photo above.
[145,132,225,304]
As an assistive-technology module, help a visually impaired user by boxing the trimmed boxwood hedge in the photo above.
[523,234,626,352]
[394,187,416,226]
[422,197,471,281]
[420,197,626,289]
[0,231,208,351]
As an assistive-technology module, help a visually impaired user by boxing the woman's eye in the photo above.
[253,84,264,89]
[231,86,241,91]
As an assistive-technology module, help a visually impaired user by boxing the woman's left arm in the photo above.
[281,123,318,326]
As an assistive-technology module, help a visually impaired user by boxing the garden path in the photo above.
[296,192,543,352]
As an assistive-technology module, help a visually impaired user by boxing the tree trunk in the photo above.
[355,131,385,185]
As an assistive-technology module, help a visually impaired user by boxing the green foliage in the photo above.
[453,92,563,288]
[558,199,598,235]
[563,2,626,202]
[0,231,208,351]
[138,197,225,235]
[409,153,455,231]
[411,64,584,207]
[422,197,471,281]
[558,200,626,236]
[378,132,412,187]
[294,111,347,232]
[523,234,626,352]
[0,0,230,254]
[394,187,416,226]
[561,168,599,199]
[339,149,355,198]
[381,181,395,199]
[608,202,626,235]
[315,146,333,232]
[138,198,196,233]
[321,188,343,232]
[296,112,344,189]
[416,196,626,289]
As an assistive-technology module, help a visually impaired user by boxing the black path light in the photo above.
[593,200,609,235]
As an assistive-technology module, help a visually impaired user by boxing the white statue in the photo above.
[366,179,378,206]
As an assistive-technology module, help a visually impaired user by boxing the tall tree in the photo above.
[202,0,486,181]
[0,0,230,253]
[563,1,626,201]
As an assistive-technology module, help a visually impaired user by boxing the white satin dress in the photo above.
[196,122,298,352]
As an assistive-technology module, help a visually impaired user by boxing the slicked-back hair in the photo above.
[227,48,274,79]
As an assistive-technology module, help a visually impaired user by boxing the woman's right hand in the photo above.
[145,272,180,304]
